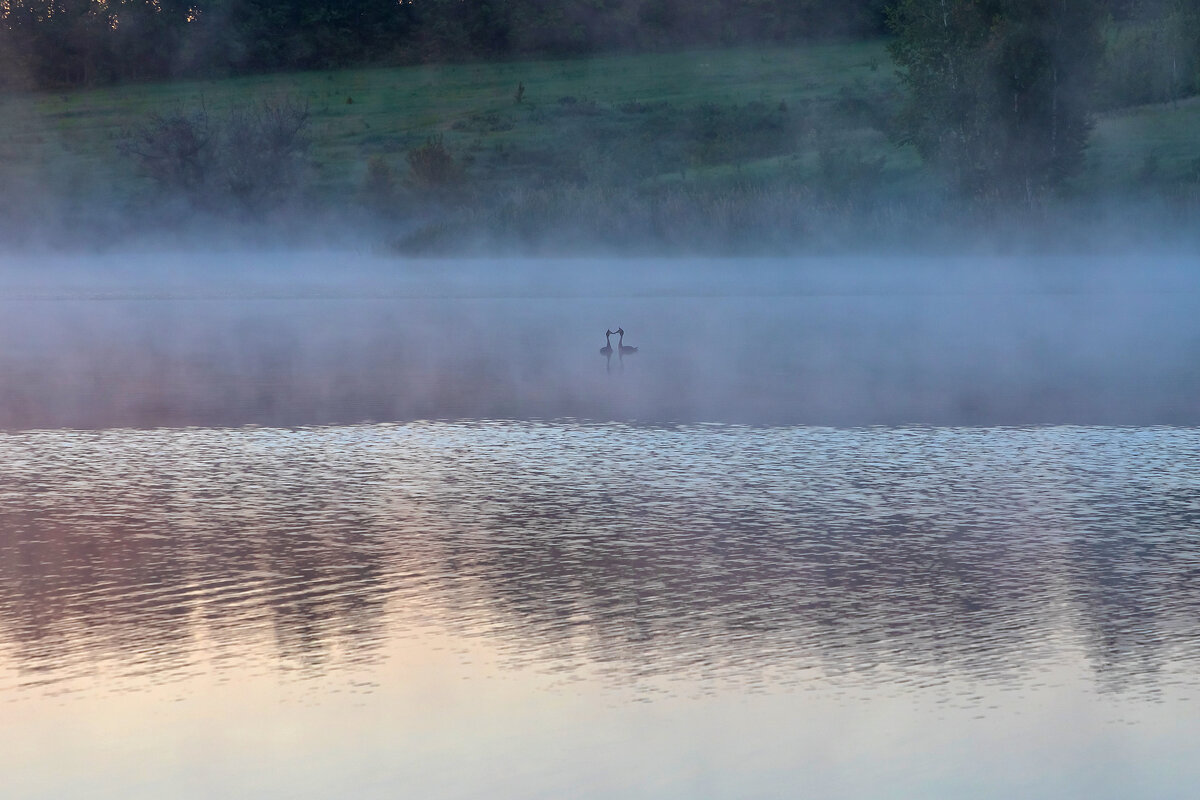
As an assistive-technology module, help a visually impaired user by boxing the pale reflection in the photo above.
[1,423,1199,701]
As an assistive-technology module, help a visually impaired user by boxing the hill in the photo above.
[1,41,1198,252]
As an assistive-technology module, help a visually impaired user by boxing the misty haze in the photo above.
[2,2,1200,799]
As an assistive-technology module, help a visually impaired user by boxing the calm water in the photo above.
[0,255,1197,427]
[2,422,1199,799]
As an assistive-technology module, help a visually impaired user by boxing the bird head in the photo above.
[617,327,625,335]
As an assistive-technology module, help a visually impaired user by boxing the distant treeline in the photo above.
[0,0,892,88]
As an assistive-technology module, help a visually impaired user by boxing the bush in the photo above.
[362,155,397,207]
[406,136,464,189]
[119,109,214,197]
[120,97,310,215]
[220,98,311,212]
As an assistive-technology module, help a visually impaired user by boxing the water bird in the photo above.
[617,327,638,355]
[600,329,615,356]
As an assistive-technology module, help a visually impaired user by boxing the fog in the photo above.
[5,8,1200,799]
[0,252,1196,429]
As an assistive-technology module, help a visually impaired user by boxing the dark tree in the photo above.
[120,98,311,214]
[888,0,1104,199]
[2,0,891,88]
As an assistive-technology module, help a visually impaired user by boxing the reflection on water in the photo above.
[3,422,1198,701]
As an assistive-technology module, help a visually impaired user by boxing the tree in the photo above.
[887,0,1103,200]
[3,0,894,88]
[120,98,311,214]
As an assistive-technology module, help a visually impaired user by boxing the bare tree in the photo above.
[120,96,311,215]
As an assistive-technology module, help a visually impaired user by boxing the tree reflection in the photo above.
[0,424,1198,696]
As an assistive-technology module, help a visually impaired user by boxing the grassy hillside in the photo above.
[1086,96,1200,188]
[1,40,1198,250]
[0,42,909,200]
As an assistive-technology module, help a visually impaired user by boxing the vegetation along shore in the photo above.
[1,1,1198,254]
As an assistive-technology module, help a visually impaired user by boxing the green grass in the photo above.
[0,42,907,201]
[1,39,1198,252]
[1084,95,1200,187]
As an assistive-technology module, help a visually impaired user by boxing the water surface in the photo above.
[2,422,1199,799]
[3,255,1199,798]
[0,254,1197,427]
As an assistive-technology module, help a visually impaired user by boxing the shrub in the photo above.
[406,136,464,189]
[119,109,214,196]
[120,97,310,215]
[220,98,311,212]
[362,155,397,206]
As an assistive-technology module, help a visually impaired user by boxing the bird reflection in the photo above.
[600,328,615,373]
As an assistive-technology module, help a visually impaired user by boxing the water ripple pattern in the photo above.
[1,423,1198,701]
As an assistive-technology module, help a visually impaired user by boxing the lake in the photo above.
[1,255,1198,798]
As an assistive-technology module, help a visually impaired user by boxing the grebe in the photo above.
[600,329,615,356]
[617,327,638,355]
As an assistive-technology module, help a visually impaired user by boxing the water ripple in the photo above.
[1,423,1198,702]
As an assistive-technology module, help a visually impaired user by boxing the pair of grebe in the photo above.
[601,328,637,356]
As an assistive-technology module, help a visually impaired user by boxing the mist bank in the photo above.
[4,177,1200,258]
[0,253,1196,429]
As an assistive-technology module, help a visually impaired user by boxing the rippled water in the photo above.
[3,422,1199,798]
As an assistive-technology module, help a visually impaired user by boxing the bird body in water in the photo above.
[617,327,638,355]
[600,329,615,356]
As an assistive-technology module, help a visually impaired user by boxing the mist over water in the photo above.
[5,0,1200,794]
[1,253,1197,428]
[2,251,1199,798]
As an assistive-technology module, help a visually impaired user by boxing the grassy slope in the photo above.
[0,40,1197,211]
[2,42,903,201]
[1085,95,1200,187]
